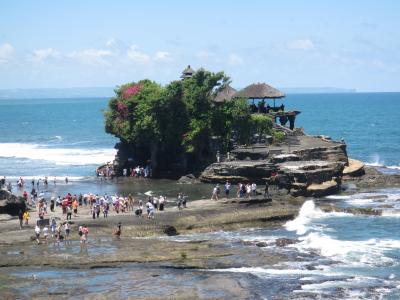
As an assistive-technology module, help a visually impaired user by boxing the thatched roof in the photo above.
[213,85,237,103]
[235,83,285,99]
[181,65,195,79]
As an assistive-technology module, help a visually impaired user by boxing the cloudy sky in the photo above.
[0,0,399,91]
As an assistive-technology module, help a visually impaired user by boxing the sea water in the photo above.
[0,97,117,179]
[1,93,400,298]
[0,93,399,179]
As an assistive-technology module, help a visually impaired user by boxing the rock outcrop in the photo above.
[0,189,26,215]
[343,159,365,177]
[200,135,353,197]
[200,161,276,184]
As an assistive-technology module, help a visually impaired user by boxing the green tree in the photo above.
[250,114,273,142]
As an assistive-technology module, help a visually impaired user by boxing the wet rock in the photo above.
[275,238,299,247]
[242,241,253,246]
[178,174,197,184]
[255,242,268,247]
[0,189,26,215]
[163,225,178,236]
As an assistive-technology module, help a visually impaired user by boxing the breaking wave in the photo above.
[0,142,116,166]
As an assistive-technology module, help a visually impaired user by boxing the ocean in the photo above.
[1,93,399,180]
[1,93,400,298]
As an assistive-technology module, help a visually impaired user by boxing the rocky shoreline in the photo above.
[1,165,399,269]
[1,166,400,298]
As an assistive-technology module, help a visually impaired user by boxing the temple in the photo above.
[180,65,195,79]
[214,81,300,131]
[181,65,300,130]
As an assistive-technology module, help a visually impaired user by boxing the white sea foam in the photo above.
[284,200,350,235]
[0,143,116,166]
[366,154,385,167]
[295,232,400,265]
[284,200,400,266]
[325,195,352,200]
[209,266,320,276]
[4,175,88,182]
[364,155,400,172]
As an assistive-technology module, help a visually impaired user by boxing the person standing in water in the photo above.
[34,224,41,244]
[23,210,30,225]
[225,181,231,198]
[114,222,122,238]
[18,210,24,230]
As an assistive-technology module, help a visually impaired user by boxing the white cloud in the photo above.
[30,48,61,63]
[154,51,172,62]
[126,45,150,64]
[0,43,15,64]
[106,39,116,47]
[287,39,315,50]
[68,48,112,65]
[227,53,243,66]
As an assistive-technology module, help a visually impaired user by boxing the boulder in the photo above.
[178,174,198,184]
[343,159,365,177]
[306,180,339,197]
[0,189,27,215]
[255,241,268,247]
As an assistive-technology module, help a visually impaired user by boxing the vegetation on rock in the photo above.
[104,68,274,175]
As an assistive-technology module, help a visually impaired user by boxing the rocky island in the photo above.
[102,66,364,197]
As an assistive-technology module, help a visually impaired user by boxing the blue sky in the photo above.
[0,1,399,91]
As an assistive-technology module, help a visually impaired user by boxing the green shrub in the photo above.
[273,130,286,143]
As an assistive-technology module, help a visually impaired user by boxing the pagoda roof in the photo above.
[180,65,195,79]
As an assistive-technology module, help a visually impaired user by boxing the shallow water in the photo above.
[3,188,400,299]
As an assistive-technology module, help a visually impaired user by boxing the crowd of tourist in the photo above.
[211,181,260,200]
[1,175,193,248]
[97,164,152,179]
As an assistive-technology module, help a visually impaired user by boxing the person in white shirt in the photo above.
[146,200,154,219]
[43,226,49,243]
[35,225,41,244]
[251,183,257,196]
[159,195,165,211]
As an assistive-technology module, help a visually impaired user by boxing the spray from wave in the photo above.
[285,200,400,266]
[0,143,116,166]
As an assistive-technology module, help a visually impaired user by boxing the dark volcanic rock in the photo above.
[256,241,268,247]
[275,238,299,247]
[163,225,178,236]
[0,189,26,215]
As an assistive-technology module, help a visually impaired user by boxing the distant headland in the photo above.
[0,86,356,99]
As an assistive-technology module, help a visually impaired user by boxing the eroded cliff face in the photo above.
[200,135,356,197]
